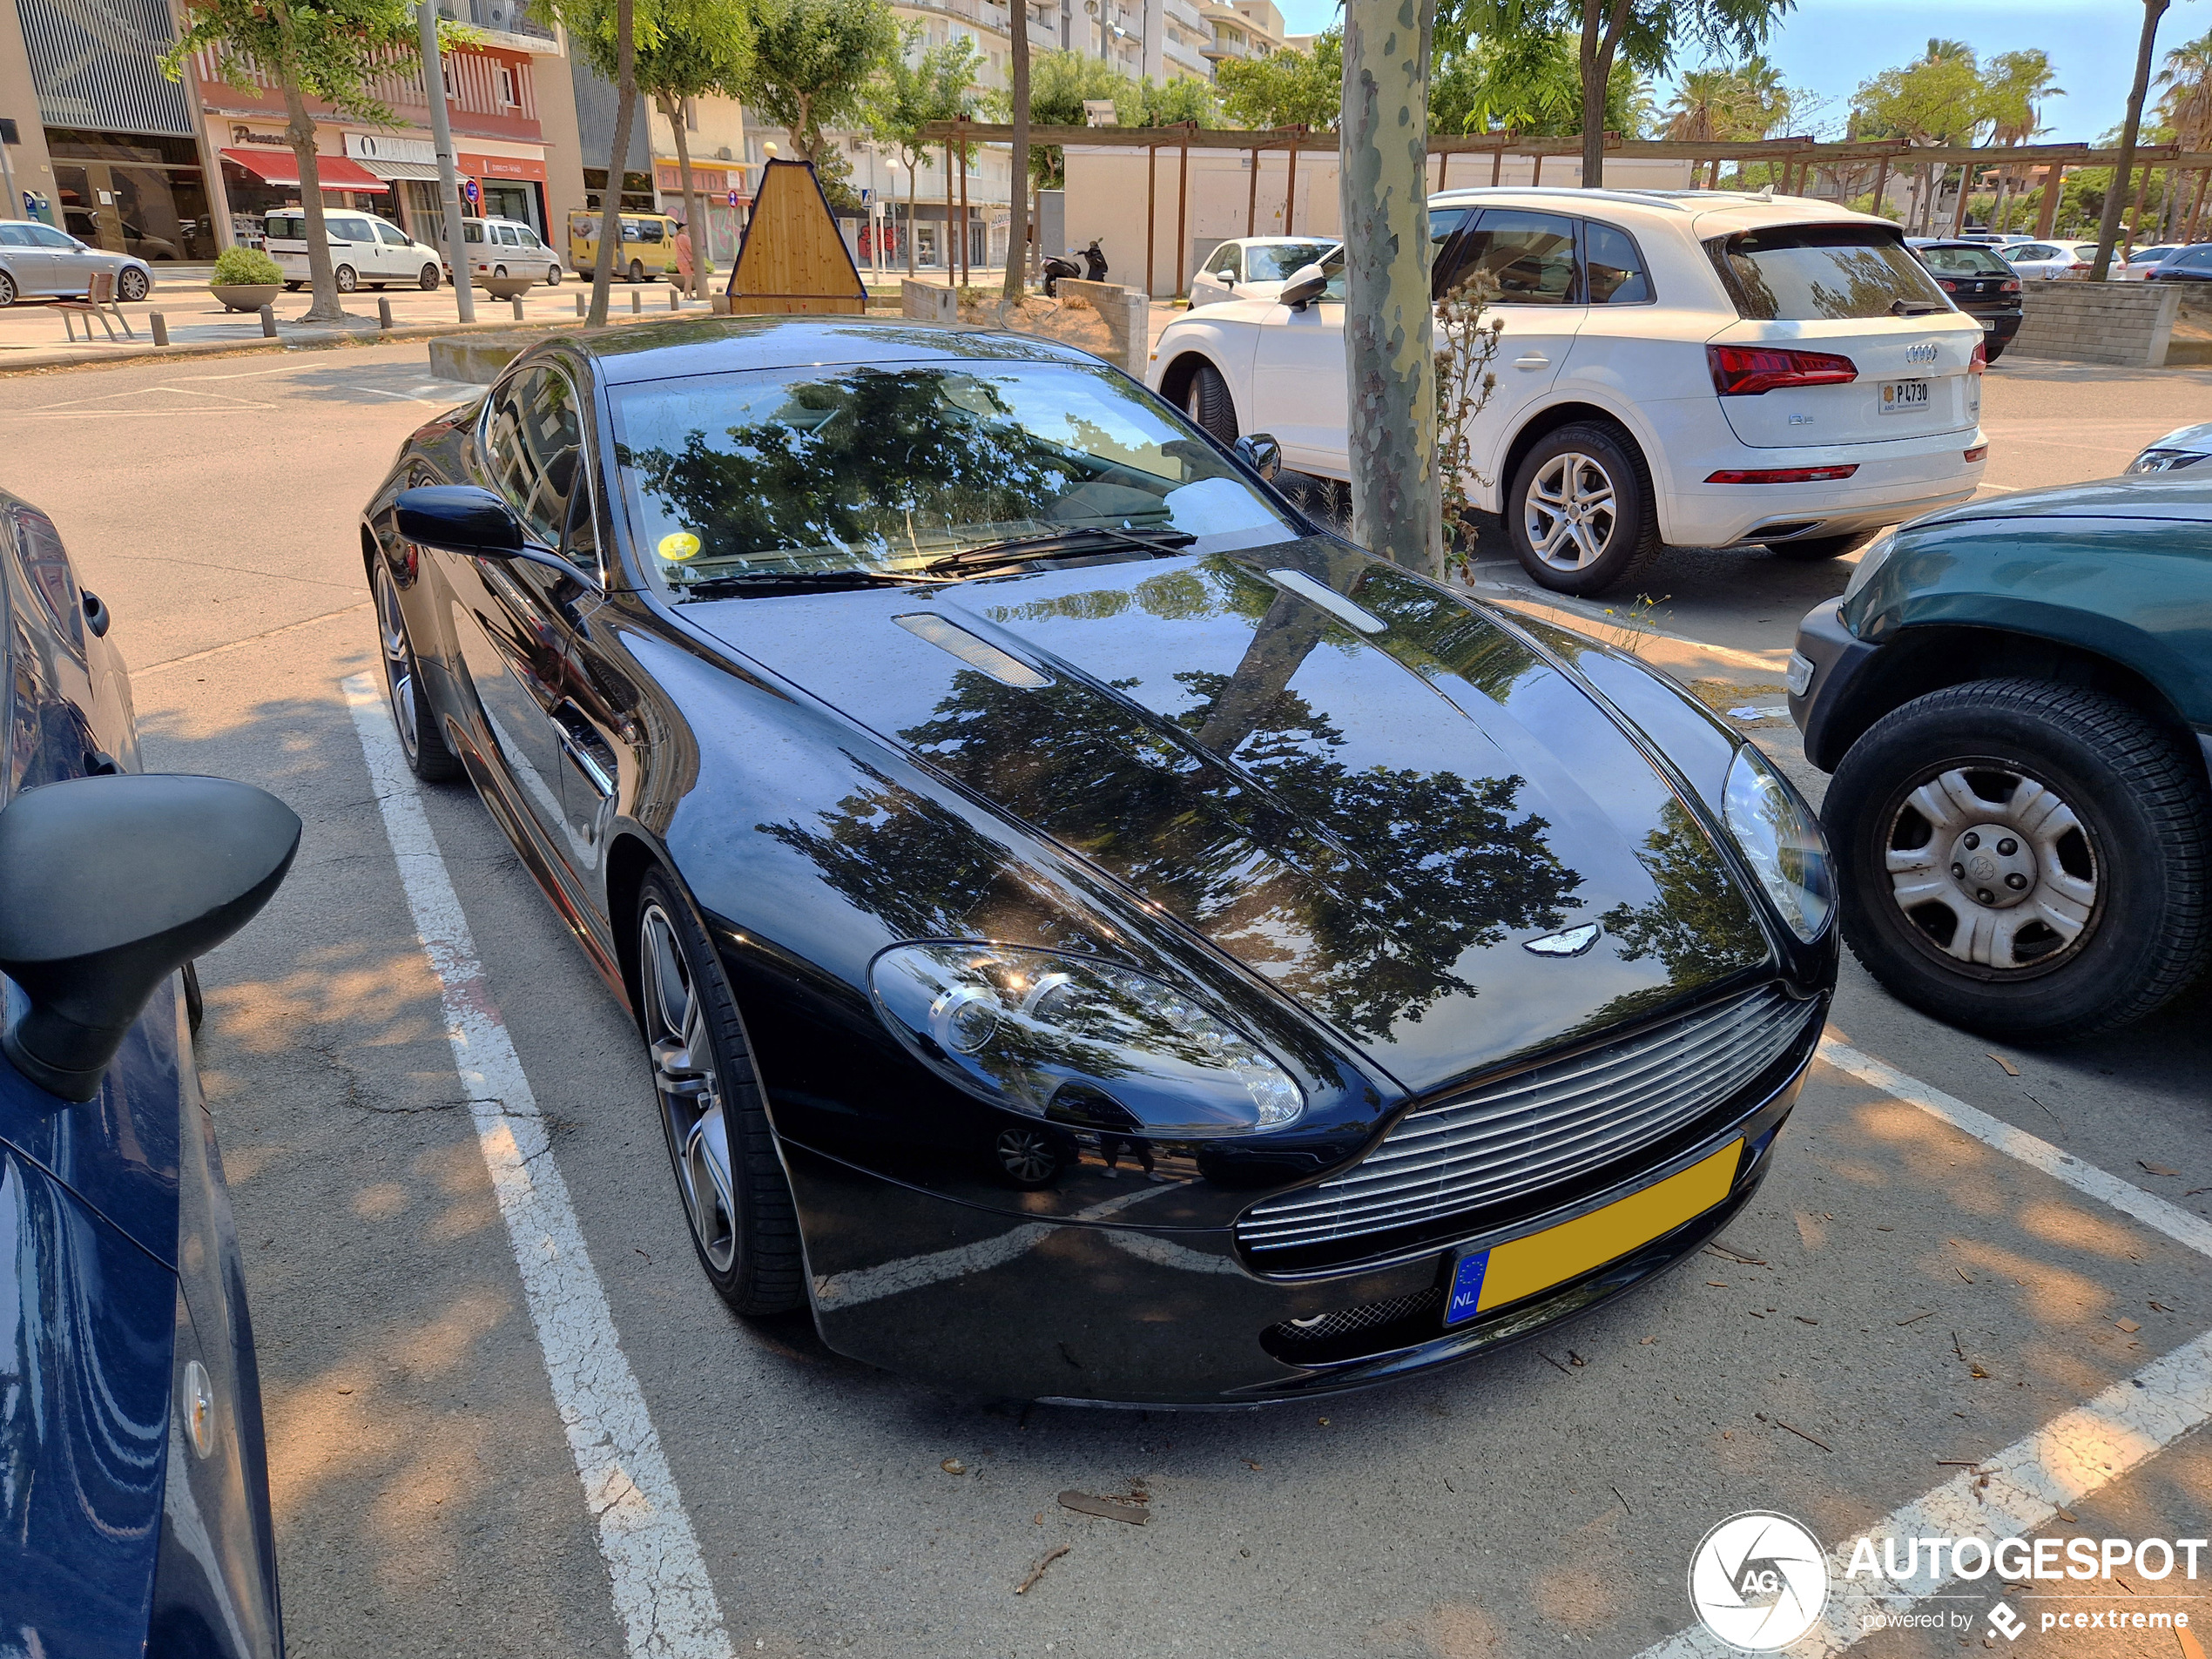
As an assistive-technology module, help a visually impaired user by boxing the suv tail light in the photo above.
[1971,341,1987,375]
[1705,465,1860,483]
[1706,344,1859,397]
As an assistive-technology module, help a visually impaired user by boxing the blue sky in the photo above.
[1267,0,2188,145]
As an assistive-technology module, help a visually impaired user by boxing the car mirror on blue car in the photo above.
[397,484,597,586]
[0,773,300,1103]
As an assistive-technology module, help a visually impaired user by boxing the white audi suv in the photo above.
[1149,188,1989,596]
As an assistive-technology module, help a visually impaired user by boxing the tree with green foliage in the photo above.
[536,0,651,323]
[1430,26,1649,137]
[864,27,981,276]
[1660,55,1784,142]
[1440,0,1789,185]
[1216,28,1342,130]
[991,51,1130,187]
[1854,39,1992,233]
[735,0,900,165]
[166,0,441,324]
[1001,0,1028,297]
[632,0,753,298]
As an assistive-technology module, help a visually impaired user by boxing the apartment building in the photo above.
[0,0,582,261]
[1201,0,1285,69]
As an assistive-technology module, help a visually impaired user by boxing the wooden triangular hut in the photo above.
[724,158,867,316]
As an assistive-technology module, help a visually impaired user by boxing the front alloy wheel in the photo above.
[1506,421,1661,596]
[118,266,149,301]
[1825,678,2212,1040]
[374,559,461,781]
[1522,450,1618,573]
[637,877,803,1313]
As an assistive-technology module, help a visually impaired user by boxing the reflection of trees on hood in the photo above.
[617,368,1090,564]
[894,631,1583,1042]
[759,759,1097,948]
[1586,797,1766,1028]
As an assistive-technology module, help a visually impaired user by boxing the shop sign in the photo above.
[229,125,289,147]
[347,133,436,165]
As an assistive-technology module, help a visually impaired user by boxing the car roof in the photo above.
[566,316,1111,386]
[1425,185,1901,237]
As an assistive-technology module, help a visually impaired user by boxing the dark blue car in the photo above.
[0,491,299,1658]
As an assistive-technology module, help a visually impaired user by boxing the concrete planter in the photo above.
[478,273,540,300]
[210,283,282,314]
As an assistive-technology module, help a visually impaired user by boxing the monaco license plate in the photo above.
[1444,1140,1743,1325]
[1880,377,1932,415]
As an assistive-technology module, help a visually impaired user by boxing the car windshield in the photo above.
[1710,226,1951,320]
[1246,240,1338,281]
[610,359,1295,593]
[1916,244,2013,276]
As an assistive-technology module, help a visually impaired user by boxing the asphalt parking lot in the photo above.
[5,345,2210,1658]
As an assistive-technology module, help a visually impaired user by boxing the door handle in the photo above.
[1514,353,1550,369]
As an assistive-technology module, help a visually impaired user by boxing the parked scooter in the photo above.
[1041,239,1109,296]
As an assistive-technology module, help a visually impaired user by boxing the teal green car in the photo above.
[1789,475,2212,1040]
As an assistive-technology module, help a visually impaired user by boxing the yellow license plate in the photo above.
[1445,1139,1743,1322]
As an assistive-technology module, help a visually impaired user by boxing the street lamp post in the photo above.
[418,0,475,321]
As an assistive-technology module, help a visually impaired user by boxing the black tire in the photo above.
[636,873,805,1314]
[373,558,462,783]
[0,271,15,307]
[1765,529,1877,562]
[183,961,205,1037]
[419,264,440,290]
[118,267,149,301]
[284,282,302,292]
[1985,338,2009,365]
[987,1123,1075,1190]
[546,265,562,286]
[1506,421,1662,597]
[629,259,646,284]
[334,264,359,293]
[1824,678,2212,1042]
[1184,361,1238,442]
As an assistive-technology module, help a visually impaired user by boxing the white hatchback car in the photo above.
[448,215,565,286]
[1188,237,1341,308]
[264,209,443,293]
[1150,188,1988,595]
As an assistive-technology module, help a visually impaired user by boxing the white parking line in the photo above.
[1635,1035,2212,1657]
[341,674,733,1659]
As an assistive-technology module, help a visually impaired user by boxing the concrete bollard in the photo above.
[575,293,587,318]
[377,297,393,329]
[630,288,641,314]
[511,295,525,321]
[668,285,680,312]
[710,293,731,315]
[259,305,277,339]
[149,312,168,347]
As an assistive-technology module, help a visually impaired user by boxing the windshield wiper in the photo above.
[924,525,1197,576]
[671,568,943,600]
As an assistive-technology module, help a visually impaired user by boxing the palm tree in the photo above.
[1983,50,2060,233]
[2157,29,2212,238]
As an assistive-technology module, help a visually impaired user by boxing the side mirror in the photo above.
[1217,271,1236,285]
[1234,433,1283,482]
[0,774,300,1102]
[1279,263,1328,309]
[395,485,594,584]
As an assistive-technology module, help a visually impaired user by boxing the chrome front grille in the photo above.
[1238,986,1817,1260]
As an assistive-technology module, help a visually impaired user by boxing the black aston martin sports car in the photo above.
[361,318,1837,1405]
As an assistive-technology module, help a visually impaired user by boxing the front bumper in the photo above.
[786,1040,1815,1404]
[1787,599,1880,772]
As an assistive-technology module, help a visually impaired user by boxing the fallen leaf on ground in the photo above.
[1970,1363,1992,1379]
[1242,1460,1262,1470]
[1957,1267,1974,1283]
[1796,1316,1819,1325]
[2117,1318,2142,1333]
[1058,1491,1148,1525]
[1639,1336,1656,1345]
[2056,1507,2077,1523]
[1989,1054,2019,1077]
[1015,1543,1071,1594]
[1568,1351,1588,1366]
[941,1458,967,1475]
[2152,1300,2175,1312]
[1707,1280,1730,1287]
[1897,1311,1936,1325]
[1316,1416,1330,1426]
[2140,1162,2180,1177]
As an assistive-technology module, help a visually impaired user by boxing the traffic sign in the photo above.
[726,188,738,207]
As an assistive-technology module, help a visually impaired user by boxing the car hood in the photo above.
[680,541,1774,1095]
[1912,473,2212,529]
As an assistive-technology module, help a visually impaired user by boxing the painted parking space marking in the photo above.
[1635,1033,2212,1657]
[342,674,733,1659]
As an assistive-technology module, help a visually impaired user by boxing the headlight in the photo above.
[1722,746,1832,942]
[2127,448,2209,475]
[1841,528,1898,602]
[870,944,1305,1135]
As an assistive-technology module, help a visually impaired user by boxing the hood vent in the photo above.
[893,613,1053,688]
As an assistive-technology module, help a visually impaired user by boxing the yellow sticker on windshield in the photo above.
[658,530,702,562]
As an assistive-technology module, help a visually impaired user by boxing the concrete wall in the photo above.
[0,12,55,219]
[1061,145,1695,297]
[1054,277,1149,377]
[2011,281,2182,368]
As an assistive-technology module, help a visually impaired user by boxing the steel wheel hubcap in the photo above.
[374,564,421,762]
[1524,452,1618,571]
[995,1129,1057,1184]
[640,903,737,1272]
[1882,765,2101,972]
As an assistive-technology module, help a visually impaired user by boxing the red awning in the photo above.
[219,148,388,191]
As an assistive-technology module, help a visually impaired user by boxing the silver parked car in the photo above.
[0,219,156,306]
[2128,421,2212,473]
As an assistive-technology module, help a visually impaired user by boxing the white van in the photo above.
[443,216,565,287]
[263,210,444,293]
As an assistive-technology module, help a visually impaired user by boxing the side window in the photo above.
[484,367,587,553]
[1584,221,1651,304]
[0,226,30,246]
[1436,210,1578,303]
[377,222,409,246]
[1217,245,1242,280]
[500,226,523,246]
[637,220,664,245]
[26,225,75,249]
[465,222,485,244]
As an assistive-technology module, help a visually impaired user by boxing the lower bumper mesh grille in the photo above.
[1238,985,1817,1262]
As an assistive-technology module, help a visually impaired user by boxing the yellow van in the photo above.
[567,211,680,282]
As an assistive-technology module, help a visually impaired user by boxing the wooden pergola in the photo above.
[919,118,2212,297]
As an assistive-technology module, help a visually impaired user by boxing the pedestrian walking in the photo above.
[674,219,696,295]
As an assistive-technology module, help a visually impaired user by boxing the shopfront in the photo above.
[46,129,215,263]
[459,151,549,236]
[219,132,393,244]
[651,159,749,266]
